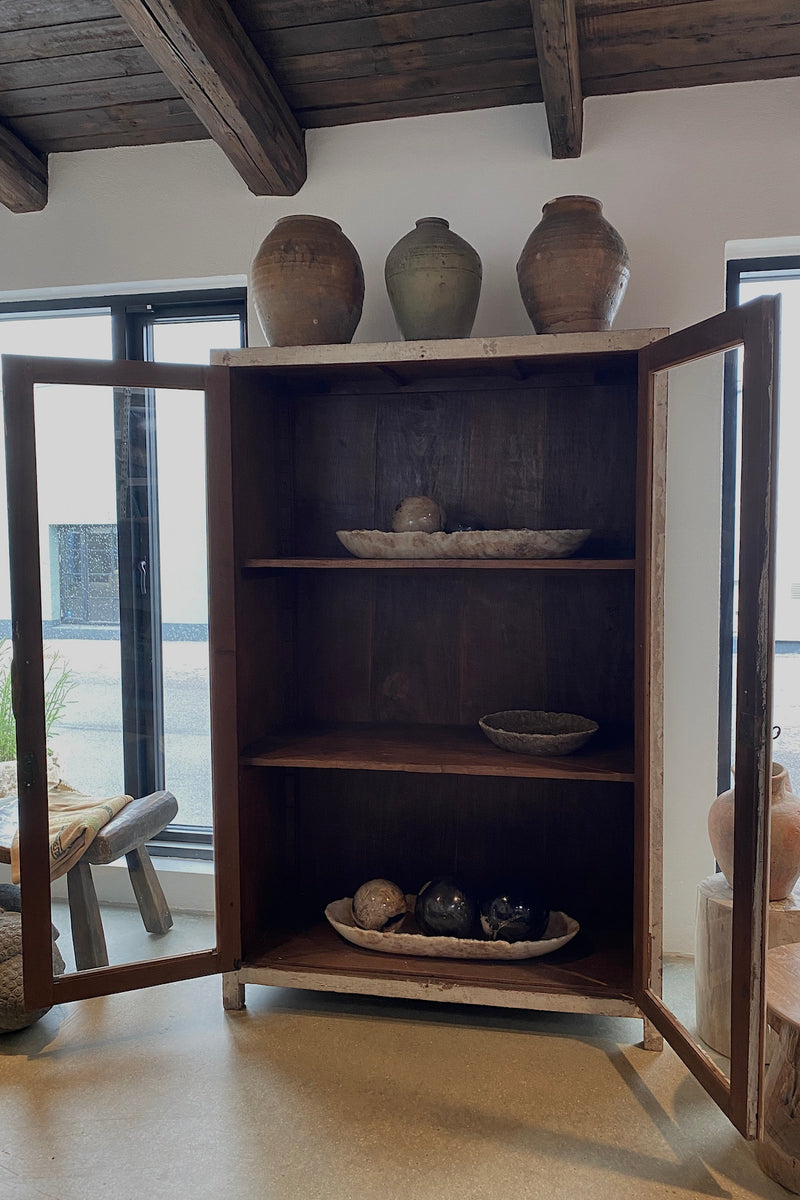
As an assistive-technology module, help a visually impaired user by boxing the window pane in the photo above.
[0,314,113,801]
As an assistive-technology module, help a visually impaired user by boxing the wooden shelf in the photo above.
[240,722,635,781]
[239,920,637,1014]
[243,557,636,572]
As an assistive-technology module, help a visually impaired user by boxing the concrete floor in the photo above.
[0,910,791,1200]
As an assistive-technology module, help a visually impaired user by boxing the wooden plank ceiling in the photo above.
[0,0,797,212]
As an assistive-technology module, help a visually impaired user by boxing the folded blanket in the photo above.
[10,784,132,883]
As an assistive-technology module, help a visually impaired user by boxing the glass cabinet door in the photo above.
[2,354,238,1008]
[636,296,780,1138]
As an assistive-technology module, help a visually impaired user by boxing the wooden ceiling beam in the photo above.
[112,0,306,195]
[530,0,584,158]
[0,123,47,213]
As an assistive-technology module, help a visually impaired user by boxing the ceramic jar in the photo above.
[516,196,630,334]
[250,215,364,346]
[708,762,800,901]
[385,217,482,340]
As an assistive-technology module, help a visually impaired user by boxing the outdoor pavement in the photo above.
[45,636,212,826]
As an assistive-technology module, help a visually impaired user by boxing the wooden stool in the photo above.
[695,874,800,1056]
[0,790,178,971]
[758,942,800,1192]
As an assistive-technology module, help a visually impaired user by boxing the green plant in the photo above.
[0,639,76,762]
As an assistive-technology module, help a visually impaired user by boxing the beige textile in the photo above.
[11,783,132,884]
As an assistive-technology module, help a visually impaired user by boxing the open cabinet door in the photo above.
[636,296,780,1138]
[2,354,240,1008]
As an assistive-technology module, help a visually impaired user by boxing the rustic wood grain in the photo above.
[11,101,207,153]
[264,26,535,88]
[0,121,47,211]
[531,0,583,158]
[0,72,181,119]
[66,858,109,971]
[112,0,306,194]
[245,0,529,54]
[241,723,634,781]
[0,20,139,64]
[0,47,157,92]
[243,558,636,570]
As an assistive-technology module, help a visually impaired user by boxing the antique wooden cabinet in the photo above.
[3,297,778,1139]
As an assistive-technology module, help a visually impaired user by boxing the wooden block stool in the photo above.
[695,874,800,1056]
[758,942,800,1192]
[0,790,178,972]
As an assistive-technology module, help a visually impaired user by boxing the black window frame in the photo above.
[0,287,247,858]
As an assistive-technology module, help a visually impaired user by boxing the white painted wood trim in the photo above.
[213,329,669,368]
[235,966,641,1016]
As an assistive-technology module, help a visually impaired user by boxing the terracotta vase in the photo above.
[250,215,364,346]
[385,217,482,340]
[708,762,800,901]
[516,196,630,334]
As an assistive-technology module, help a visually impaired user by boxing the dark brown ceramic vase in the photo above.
[385,217,482,340]
[250,215,364,346]
[516,196,630,334]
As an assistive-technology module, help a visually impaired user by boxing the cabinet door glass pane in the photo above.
[659,353,734,1083]
[29,380,215,976]
[149,317,242,829]
[642,302,778,1138]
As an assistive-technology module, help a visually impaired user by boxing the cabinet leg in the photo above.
[223,972,245,1011]
[642,1017,663,1051]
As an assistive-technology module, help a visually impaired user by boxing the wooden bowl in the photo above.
[478,710,599,756]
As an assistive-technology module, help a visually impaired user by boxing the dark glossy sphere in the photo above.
[479,888,549,943]
[416,877,476,938]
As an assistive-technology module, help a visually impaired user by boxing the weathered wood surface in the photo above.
[215,329,664,369]
[531,0,583,158]
[241,723,635,781]
[695,874,800,1058]
[222,972,246,1010]
[111,0,305,193]
[125,846,174,934]
[757,943,800,1192]
[0,0,794,158]
[66,856,109,971]
[85,789,178,863]
[0,121,47,212]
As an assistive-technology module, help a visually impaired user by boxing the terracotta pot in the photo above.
[385,217,482,340]
[708,762,800,901]
[516,196,630,334]
[250,215,364,346]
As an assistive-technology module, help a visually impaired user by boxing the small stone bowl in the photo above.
[478,710,599,756]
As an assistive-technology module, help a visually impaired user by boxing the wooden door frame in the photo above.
[2,354,238,1007]
[634,297,781,1137]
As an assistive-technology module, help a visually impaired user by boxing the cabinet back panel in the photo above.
[256,770,633,931]
[294,572,634,726]
[291,383,638,558]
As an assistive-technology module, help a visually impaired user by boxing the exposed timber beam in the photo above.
[112,0,306,195]
[531,0,584,159]
[0,123,47,213]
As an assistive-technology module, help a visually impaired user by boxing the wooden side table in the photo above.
[757,943,800,1192]
[0,790,178,971]
[695,874,800,1057]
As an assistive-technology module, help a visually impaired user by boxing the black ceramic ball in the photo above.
[415,877,476,938]
[479,887,549,943]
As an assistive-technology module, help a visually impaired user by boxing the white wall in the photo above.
[1,77,799,952]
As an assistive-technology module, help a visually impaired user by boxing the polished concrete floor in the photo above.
[0,908,791,1200]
